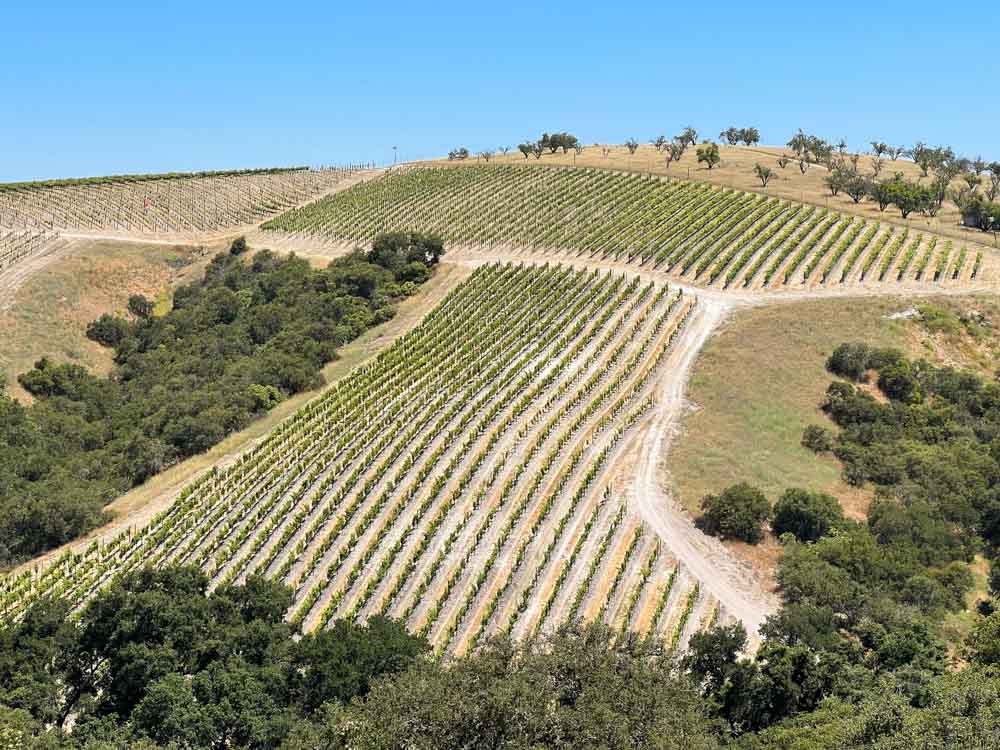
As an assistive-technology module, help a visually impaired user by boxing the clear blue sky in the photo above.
[2,0,997,182]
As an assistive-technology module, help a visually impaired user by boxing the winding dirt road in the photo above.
[628,298,777,641]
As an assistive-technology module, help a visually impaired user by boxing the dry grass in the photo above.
[452,144,998,253]
[668,293,1000,520]
[0,239,212,402]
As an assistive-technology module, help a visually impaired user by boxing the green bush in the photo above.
[772,488,845,542]
[801,425,834,453]
[697,483,771,544]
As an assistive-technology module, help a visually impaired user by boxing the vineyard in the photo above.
[0,263,725,654]
[0,167,365,235]
[263,165,991,291]
[0,228,66,272]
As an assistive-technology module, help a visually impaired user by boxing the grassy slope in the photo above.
[669,293,1000,520]
[0,239,211,402]
[667,292,1000,593]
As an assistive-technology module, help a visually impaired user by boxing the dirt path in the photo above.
[626,298,778,642]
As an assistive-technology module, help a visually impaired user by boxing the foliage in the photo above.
[801,424,833,453]
[740,668,1000,749]
[697,483,770,543]
[0,566,427,748]
[229,236,248,256]
[447,147,469,161]
[539,132,579,154]
[679,126,699,147]
[697,143,721,170]
[753,163,775,187]
[0,237,437,564]
[344,624,720,749]
[721,127,760,146]
[787,130,832,165]
[772,488,845,542]
[955,192,1000,232]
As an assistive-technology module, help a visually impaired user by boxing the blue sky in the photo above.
[2,1,997,182]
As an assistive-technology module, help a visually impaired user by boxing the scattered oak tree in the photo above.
[720,127,742,145]
[753,163,775,187]
[697,143,721,170]
[772,488,845,543]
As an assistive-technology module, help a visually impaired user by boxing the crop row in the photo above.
[263,165,984,290]
[1,263,704,654]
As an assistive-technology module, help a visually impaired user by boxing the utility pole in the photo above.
[393,146,398,165]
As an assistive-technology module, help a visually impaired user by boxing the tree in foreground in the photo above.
[696,483,770,543]
[342,624,720,750]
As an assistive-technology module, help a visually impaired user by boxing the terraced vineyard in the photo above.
[0,166,363,235]
[264,165,990,291]
[0,263,722,654]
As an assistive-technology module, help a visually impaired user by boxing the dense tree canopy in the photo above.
[0,566,429,749]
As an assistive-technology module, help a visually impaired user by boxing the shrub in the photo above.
[85,314,131,348]
[697,483,770,544]
[127,294,154,319]
[229,236,248,256]
[801,425,834,453]
[969,612,1000,666]
[878,361,923,403]
[827,342,871,381]
[772,488,845,542]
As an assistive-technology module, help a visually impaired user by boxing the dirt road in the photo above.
[627,297,778,641]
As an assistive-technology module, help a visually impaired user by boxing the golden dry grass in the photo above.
[447,143,998,253]
[0,239,212,402]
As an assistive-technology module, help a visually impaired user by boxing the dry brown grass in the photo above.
[444,144,997,253]
[0,239,213,402]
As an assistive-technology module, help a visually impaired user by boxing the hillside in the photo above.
[481,142,997,248]
[2,263,757,654]
[264,164,996,292]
